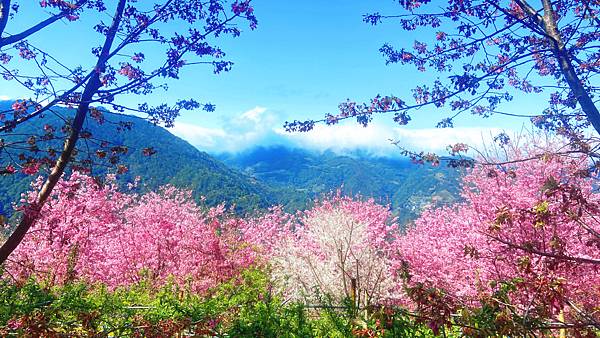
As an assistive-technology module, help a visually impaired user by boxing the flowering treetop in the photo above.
[0,0,258,264]
[7,172,258,293]
[395,139,600,331]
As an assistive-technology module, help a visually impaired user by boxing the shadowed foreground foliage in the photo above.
[0,269,444,338]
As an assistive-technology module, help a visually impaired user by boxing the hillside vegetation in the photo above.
[1,104,463,225]
[0,103,272,218]
[221,146,463,223]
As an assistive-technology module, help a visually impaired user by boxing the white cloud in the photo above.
[278,122,506,155]
[277,123,397,155]
[0,95,10,101]
[170,106,278,153]
[239,106,266,124]
[393,127,505,152]
[170,123,227,149]
[169,106,511,156]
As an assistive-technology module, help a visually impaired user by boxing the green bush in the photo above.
[0,268,449,337]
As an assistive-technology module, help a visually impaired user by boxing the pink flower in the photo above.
[4,165,15,174]
[118,63,142,80]
[7,173,257,293]
[21,163,40,175]
[11,100,26,112]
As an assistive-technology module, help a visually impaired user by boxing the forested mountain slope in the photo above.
[0,102,463,225]
[220,146,464,223]
[0,103,272,218]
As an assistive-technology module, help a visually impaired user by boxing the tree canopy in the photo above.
[286,0,600,142]
[0,0,257,264]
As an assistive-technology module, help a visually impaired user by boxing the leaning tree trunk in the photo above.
[541,0,600,135]
[0,0,10,40]
[0,0,126,265]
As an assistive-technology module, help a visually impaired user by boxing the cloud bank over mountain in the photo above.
[170,106,509,156]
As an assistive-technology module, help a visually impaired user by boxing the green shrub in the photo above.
[0,268,450,337]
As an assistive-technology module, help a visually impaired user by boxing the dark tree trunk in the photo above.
[0,0,10,38]
[0,0,126,265]
[541,0,600,134]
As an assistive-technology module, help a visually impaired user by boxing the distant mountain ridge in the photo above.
[0,102,464,225]
[0,103,272,218]
[219,145,464,223]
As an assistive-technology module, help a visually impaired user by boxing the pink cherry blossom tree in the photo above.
[395,139,600,334]
[243,193,400,309]
[0,0,257,265]
[6,173,257,293]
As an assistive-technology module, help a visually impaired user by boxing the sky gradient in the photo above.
[1,1,548,155]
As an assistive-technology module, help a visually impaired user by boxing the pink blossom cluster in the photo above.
[7,173,256,293]
[241,193,400,307]
[395,142,600,319]
[117,63,143,80]
[7,140,600,322]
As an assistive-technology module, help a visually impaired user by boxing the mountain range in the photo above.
[0,103,464,225]
[219,146,463,223]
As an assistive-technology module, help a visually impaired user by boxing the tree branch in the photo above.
[0,0,127,265]
[486,233,600,265]
[513,0,545,27]
[0,0,87,47]
[540,0,600,135]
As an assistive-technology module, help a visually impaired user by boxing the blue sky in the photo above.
[1,0,545,155]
